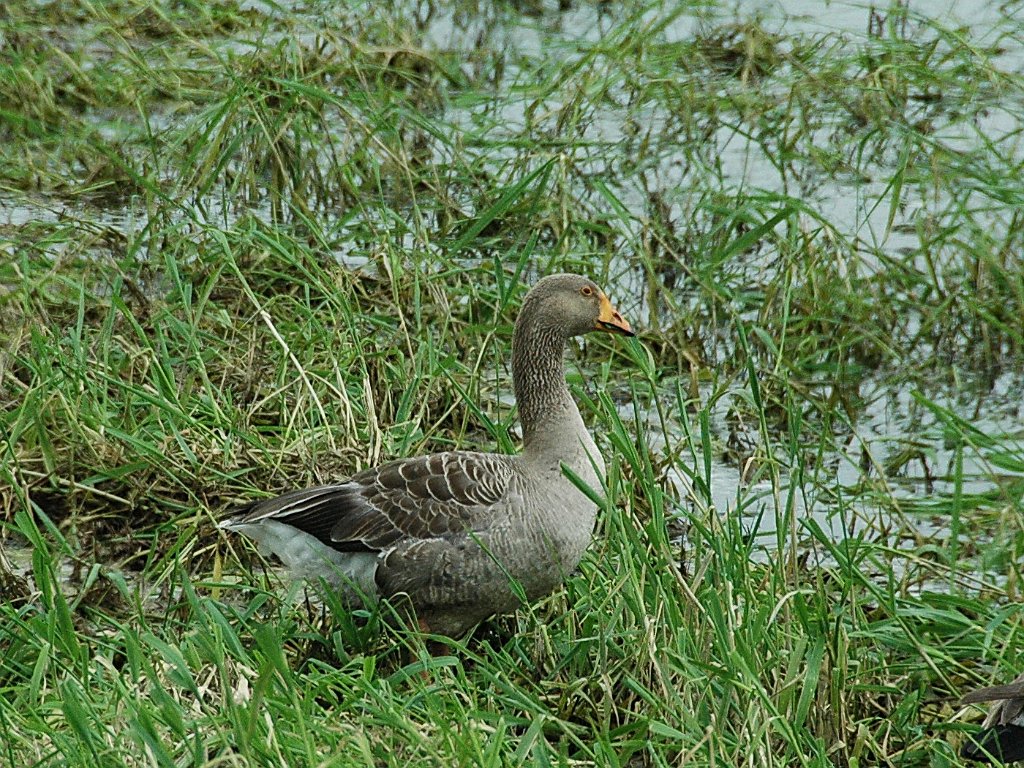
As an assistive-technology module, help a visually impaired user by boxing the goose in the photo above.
[220,273,634,637]
[961,674,1024,762]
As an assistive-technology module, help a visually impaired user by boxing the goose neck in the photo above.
[512,320,578,451]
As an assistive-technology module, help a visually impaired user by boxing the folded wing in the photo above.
[224,451,515,554]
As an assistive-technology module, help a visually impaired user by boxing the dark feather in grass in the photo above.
[962,725,1024,763]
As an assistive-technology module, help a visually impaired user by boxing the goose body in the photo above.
[221,274,633,636]
[961,674,1024,762]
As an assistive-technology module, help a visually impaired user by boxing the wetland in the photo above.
[2,0,1024,764]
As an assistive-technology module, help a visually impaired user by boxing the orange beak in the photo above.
[596,293,634,336]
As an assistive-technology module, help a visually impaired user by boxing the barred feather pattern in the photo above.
[225,451,514,552]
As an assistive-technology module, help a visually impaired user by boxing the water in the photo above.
[5,0,1021,262]
[618,366,1024,568]
[3,0,1022,566]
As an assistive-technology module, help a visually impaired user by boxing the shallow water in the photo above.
[631,367,1024,569]
[3,0,1022,565]
[4,0,1020,266]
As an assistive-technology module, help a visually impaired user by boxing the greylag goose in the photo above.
[961,674,1024,762]
[220,273,634,637]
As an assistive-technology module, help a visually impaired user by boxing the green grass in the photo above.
[2,0,1024,765]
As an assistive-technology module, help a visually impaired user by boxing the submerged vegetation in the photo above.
[1,0,1024,764]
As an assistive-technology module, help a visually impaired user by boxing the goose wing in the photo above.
[224,451,515,552]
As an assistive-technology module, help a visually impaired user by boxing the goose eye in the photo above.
[580,286,593,296]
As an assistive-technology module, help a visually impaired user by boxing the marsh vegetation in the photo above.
[2,0,1024,764]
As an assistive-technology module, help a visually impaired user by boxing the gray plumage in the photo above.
[220,273,634,637]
